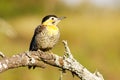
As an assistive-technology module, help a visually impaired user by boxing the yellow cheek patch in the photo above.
[42,19,59,36]
[43,20,53,25]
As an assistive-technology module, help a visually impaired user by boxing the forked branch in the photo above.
[0,40,104,80]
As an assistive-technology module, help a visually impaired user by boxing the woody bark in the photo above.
[0,40,104,80]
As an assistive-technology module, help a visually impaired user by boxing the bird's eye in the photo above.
[51,18,54,20]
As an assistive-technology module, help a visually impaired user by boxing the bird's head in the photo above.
[42,15,66,26]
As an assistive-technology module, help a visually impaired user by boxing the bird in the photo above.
[28,15,66,69]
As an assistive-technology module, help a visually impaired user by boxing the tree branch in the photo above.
[0,40,104,80]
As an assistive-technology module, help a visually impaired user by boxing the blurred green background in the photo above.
[0,0,120,80]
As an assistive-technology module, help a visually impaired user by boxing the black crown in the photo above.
[42,15,58,23]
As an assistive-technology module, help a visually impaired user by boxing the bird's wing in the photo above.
[29,33,37,51]
[29,25,45,51]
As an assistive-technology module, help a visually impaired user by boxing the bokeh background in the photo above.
[0,0,120,80]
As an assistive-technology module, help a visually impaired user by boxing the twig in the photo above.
[59,70,63,80]
[62,40,73,59]
[0,52,6,58]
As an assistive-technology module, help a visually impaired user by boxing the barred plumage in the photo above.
[29,25,60,51]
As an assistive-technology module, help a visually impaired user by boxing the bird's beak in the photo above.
[54,16,66,25]
[58,16,66,20]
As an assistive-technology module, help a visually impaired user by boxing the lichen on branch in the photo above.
[0,40,104,80]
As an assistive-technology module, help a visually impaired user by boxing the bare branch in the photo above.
[0,41,104,80]
[0,52,6,58]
